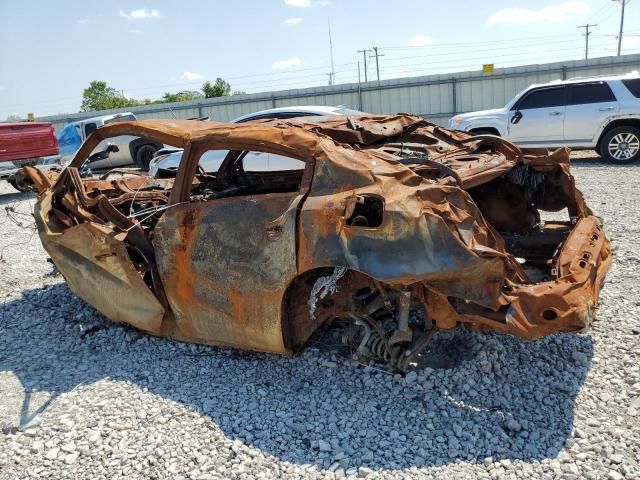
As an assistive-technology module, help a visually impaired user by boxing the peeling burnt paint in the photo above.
[308,267,347,320]
[21,114,612,371]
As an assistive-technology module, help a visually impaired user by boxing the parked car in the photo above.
[0,122,59,191]
[148,105,366,177]
[57,112,162,170]
[448,74,640,163]
[22,115,610,372]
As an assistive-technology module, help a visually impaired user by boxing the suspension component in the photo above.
[390,288,413,345]
[367,330,391,361]
[347,314,392,363]
[353,318,371,356]
[396,329,436,372]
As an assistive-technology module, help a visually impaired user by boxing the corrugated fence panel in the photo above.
[37,54,640,132]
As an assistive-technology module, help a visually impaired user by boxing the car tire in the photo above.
[600,126,640,164]
[134,144,157,170]
[8,178,31,193]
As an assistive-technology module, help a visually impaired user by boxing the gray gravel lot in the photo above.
[0,157,639,479]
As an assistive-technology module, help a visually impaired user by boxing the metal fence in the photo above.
[39,53,640,133]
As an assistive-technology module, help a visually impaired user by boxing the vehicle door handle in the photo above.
[511,110,523,124]
[266,224,284,241]
[549,111,562,116]
[599,106,614,111]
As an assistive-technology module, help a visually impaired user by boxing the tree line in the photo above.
[80,79,245,112]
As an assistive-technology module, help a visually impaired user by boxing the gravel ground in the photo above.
[0,157,639,479]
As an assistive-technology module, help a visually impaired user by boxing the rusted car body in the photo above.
[24,115,611,371]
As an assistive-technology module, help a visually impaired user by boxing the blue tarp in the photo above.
[57,123,81,158]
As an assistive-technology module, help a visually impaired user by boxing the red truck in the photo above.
[0,122,59,192]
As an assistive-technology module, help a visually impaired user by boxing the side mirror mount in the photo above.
[87,143,119,163]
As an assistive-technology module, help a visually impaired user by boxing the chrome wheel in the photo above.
[607,132,640,161]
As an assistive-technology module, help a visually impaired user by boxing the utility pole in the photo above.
[614,0,627,56]
[357,61,363,111]
[326,72,333,86]
[327,18,335,84]
[578,24,597,59]
[370,46,384,81]
[357,48,371,82]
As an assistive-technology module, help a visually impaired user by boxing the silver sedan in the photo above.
[147,106,365,177]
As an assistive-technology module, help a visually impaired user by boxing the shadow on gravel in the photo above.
[0,282,593,470]
[0,191,34,206]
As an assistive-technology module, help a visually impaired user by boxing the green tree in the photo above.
[162,90,205,103]
[80,81,139,112]
[202,78,231,98]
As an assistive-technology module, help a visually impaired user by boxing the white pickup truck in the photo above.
[448,74,640,163]
[57,112,162,170]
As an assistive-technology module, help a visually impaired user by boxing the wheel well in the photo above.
[281,267,375,352]
[469,127,500,136]
[596,119,640,152]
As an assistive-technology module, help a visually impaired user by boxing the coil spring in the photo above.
[364,330,390,361]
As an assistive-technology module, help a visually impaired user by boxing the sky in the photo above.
[0,0,639,119]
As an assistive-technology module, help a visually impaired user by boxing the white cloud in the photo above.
[77,18,90,24]
[119,8,160,20]
[284,17,303,25]
[408,35,434,47]
[272,56,301,70]
[182,71,205,81]
[486,1,590,26]
[284,0,311,7]
[318,1,331,5]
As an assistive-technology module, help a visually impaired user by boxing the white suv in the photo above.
[448,74,640,163]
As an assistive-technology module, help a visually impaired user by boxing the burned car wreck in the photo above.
[23,115,611,372]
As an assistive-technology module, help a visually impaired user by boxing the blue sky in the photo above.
[0,0,639,118]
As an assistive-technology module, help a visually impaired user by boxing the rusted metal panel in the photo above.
[34,191,165,331]
[153,192,304,353]
[297,183,514,309]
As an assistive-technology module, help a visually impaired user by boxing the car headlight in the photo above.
[148,155,166,169]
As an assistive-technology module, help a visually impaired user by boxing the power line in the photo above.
[378,33,587,50]
[375,36,614,66]
[378,46,616,77]
[588,0,615,22]
[3,36,621,112]
[5,29,638,117]
[381,45,615,73]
